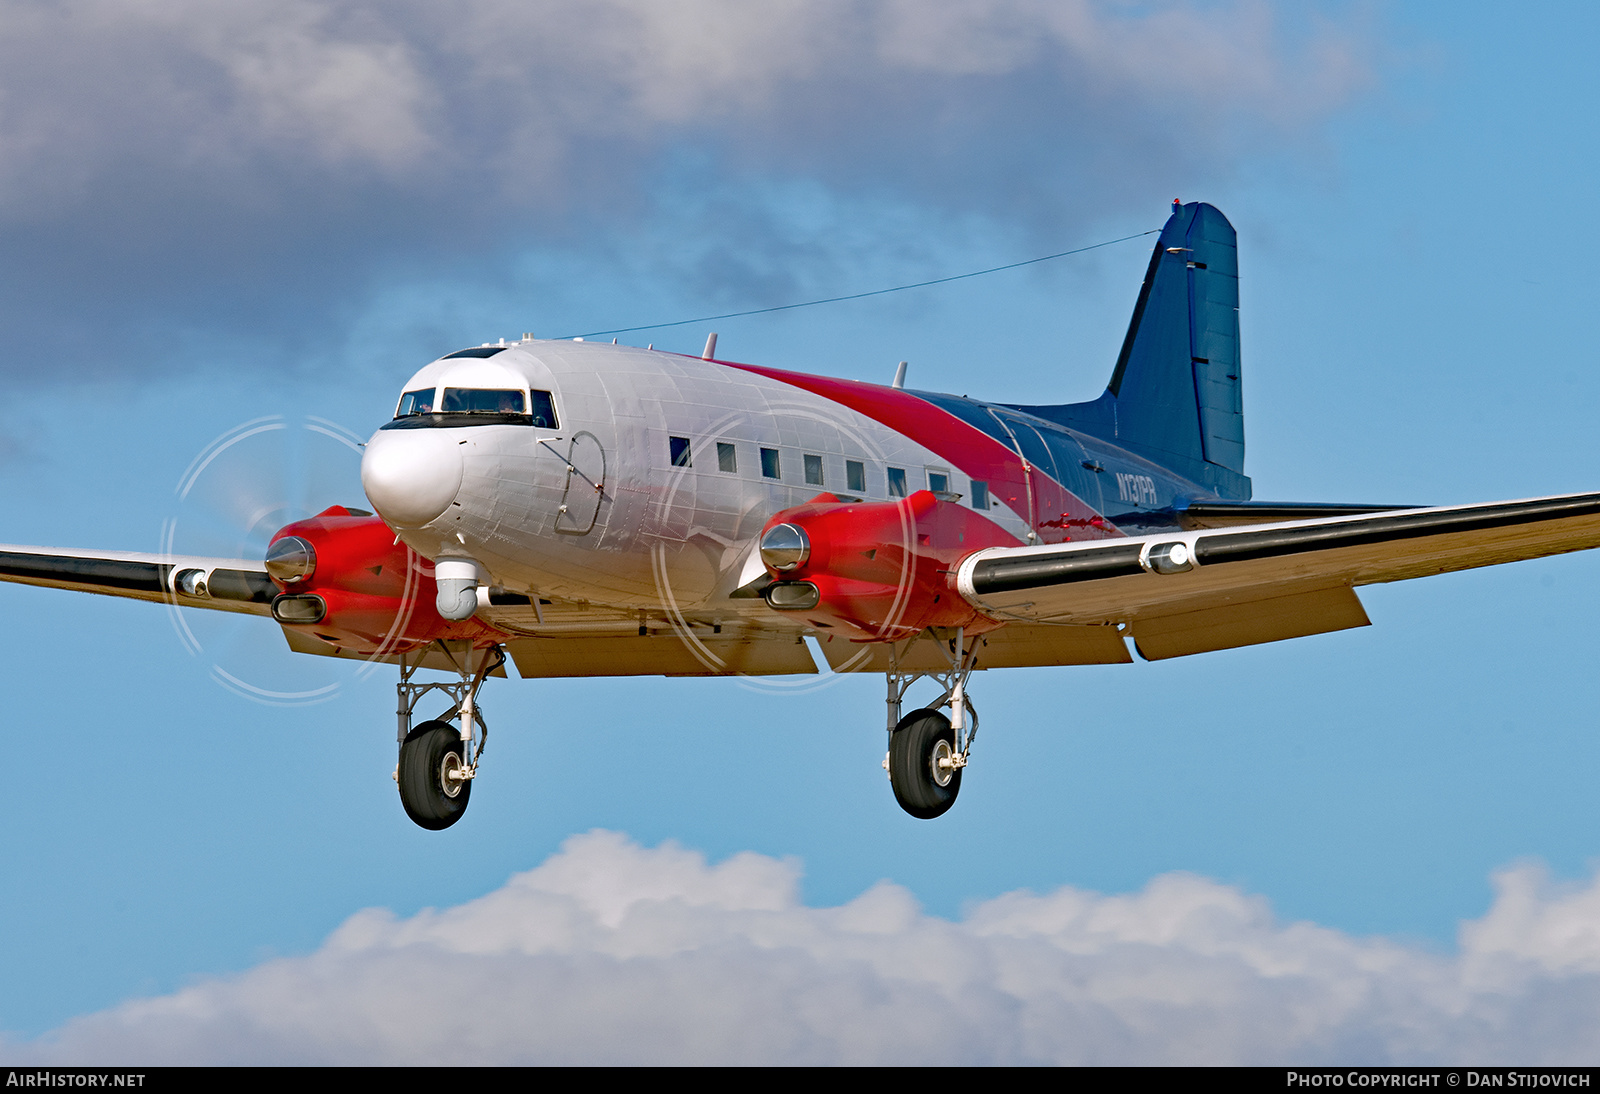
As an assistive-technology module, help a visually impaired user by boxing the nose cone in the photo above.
[361,429,464,528]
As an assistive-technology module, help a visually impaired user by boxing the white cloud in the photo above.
[0,0,1373,244]
[0,1,1375,377]
[8,832,1600,1065]
[0,1,1367,197]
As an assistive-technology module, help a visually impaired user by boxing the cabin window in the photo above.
[928,471,950,493]
[846,460,866,494]
[761,448,781,479]
[717,443,738,473]
[670,437,692,467]
[970,481,990,509]
[804,454,825,486]
[887,467,908,497]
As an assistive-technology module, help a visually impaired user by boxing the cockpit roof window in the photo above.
[442,346,507,359]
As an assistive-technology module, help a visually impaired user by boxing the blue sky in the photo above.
[3,0,1600,1064]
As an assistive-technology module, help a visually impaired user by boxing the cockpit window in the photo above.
[443,388,526,415]
[442,346,507,359]
[528,391,557,428]
[383,387,559,430]
[396,389,435,416]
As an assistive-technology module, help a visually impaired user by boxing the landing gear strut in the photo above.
[883,628,980,819]
[393,643,505,830]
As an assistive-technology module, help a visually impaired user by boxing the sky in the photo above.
[2,0,1600,1065]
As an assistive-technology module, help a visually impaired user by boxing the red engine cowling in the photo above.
[265,506,505,656]
[757,491,1018,641]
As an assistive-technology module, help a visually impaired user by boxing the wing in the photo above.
[0,543,275,616]
[955,493,1600,660]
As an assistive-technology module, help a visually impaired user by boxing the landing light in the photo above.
[173,568,208,597]
[1143,541,1195,575]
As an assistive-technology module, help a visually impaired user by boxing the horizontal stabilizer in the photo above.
[1168,500,1419,530]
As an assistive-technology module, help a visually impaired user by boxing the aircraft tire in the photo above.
[398,720,471,830]
[888,708,961,819]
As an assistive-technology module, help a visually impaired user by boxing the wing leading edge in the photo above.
[956,493,1600,660]
[0,544,275,616]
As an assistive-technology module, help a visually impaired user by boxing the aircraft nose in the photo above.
[361,428,464,528]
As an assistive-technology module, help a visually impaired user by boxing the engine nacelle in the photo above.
[265,506,505,656]
[757,491,1016,641]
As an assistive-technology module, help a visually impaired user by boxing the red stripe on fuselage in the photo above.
[719,361,1118,544]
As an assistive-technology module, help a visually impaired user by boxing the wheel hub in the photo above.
[929,739,955,787]
[439,751,464,798]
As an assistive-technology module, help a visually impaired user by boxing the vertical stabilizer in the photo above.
[1016,201,1249,498]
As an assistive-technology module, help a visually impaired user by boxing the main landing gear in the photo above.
[883,628,981,820]
[393,643,505,830]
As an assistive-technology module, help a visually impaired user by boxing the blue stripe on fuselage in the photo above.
[907,389,1216,532]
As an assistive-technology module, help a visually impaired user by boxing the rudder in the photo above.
[1017,201,1249,498]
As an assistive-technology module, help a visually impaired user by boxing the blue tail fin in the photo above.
[1015,201,1250,499]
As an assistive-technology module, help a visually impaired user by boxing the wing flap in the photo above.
[505,632,818,678]
[818,623,1132,673]
[1129,586,1370,661]
[280,628,510,675]
[958,493,1600,630]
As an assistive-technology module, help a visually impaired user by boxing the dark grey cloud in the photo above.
[0,1,1370,380]
[7,832,1600,1065]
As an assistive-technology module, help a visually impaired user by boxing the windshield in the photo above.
[442,388,525,414]
[386,387,559,429]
